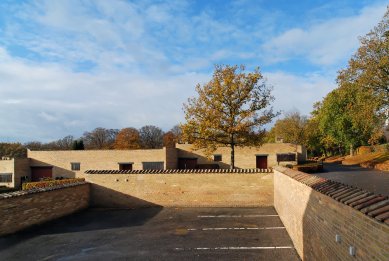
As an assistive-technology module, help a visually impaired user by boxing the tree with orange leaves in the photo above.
[114,128,141,149]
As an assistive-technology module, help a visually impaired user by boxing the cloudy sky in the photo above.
[0,0,387,142]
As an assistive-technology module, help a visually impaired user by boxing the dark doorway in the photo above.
[256,156,268,169]
[119,163,133,171]
[31,166,53,181]
[178,158,198,169]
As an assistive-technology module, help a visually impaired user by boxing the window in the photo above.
[0,173,12,183]
[213,154,222,162]
[277,154,296,162]
[142,162,164,170]
[71,162,81,171]
[119,163,133,171]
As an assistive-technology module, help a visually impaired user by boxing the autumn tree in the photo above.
[82,127,118,149]
[182,65,278,169]
[139,125,164,149]
[163,131,177,148]
[114,128,141,149]
[0,143,27,158]
[269,111,308,145]
[338,7,389,115]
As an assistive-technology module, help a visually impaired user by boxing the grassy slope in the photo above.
[342,151,389,171]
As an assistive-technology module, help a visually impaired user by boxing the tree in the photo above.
[55,135,75,150]
[24,141,44,151]
[114,128,141,149]
[170,125,183,143]
[72,140,85,150]
[82,128,118,149]
[0,143,27,158]
[338,7,389,121]
[182,64,278,169]
[139,125,164,149]
[163,131,177,148]
[270,111,308,145]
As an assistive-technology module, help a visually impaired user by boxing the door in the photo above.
[31,167,53,181]
[256,156,268,169]
[119,163,133,171]
[178,158,198,169]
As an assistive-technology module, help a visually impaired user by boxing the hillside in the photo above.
[342,147,389,171]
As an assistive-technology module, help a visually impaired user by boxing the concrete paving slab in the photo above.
[0,207,300,261]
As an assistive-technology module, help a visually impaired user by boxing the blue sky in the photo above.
[0,0,387,142]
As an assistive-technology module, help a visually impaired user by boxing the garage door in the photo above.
[178,158,198,169]
[31,167,53,181]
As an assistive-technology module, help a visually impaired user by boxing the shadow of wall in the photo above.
[176,149,232,169]
[90,184,163,208]
[30,159,76,179]
[0,194,162,251]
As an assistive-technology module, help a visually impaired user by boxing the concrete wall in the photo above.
[0,158,30,188]
[176,143,305,168]
[86,172,273,208]
[0,183,89,236]
[274,167,389,261]
[28,149,168,179]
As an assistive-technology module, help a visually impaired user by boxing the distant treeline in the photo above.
[0,125,182,158]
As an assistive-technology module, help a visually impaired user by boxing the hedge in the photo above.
[22,178,85,190]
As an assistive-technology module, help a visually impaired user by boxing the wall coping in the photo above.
[0,182,88,200]
[274,166,389,226]
[85,168,273,174]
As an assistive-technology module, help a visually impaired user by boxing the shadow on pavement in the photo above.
[0,207,163,251]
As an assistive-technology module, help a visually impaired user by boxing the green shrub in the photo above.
[22,178,85,190]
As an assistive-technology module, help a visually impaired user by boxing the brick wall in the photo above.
[274,167,389,261]
[0,183,89,236]
[176,143,304,168]
[86,172,273,208]
[28,149,168,179]
[14,158,30,189]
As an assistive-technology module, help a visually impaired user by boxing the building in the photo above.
[1,143,306,187]
[0,157,30,188]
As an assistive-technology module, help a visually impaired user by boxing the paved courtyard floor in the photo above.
[317,163,389,196]
[0,207,299,261]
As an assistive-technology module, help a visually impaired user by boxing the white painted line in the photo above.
[174,246,294,251]
[187,227,285,231]
[197,214,278,218]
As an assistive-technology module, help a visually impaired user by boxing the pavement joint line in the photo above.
[187,227,286,231]
[174,246,294,251]
[197,214,279,218]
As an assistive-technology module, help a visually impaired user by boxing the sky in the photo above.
[0,0,388,142]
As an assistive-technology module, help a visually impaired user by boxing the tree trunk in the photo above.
[230,135,235,169]
[230,144,235,169]
[350,144,354,156]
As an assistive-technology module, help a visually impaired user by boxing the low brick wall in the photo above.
[274,166,389,261]
[0,183,89,236]
[86,171,273,208]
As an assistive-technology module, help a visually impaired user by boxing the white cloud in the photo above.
[265,71,336,116]
[262,4,387,65]
[0,47,209,142]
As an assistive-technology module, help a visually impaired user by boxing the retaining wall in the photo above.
[86,169,273,208]
[274,166,389,261]
[0,183,89,236]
